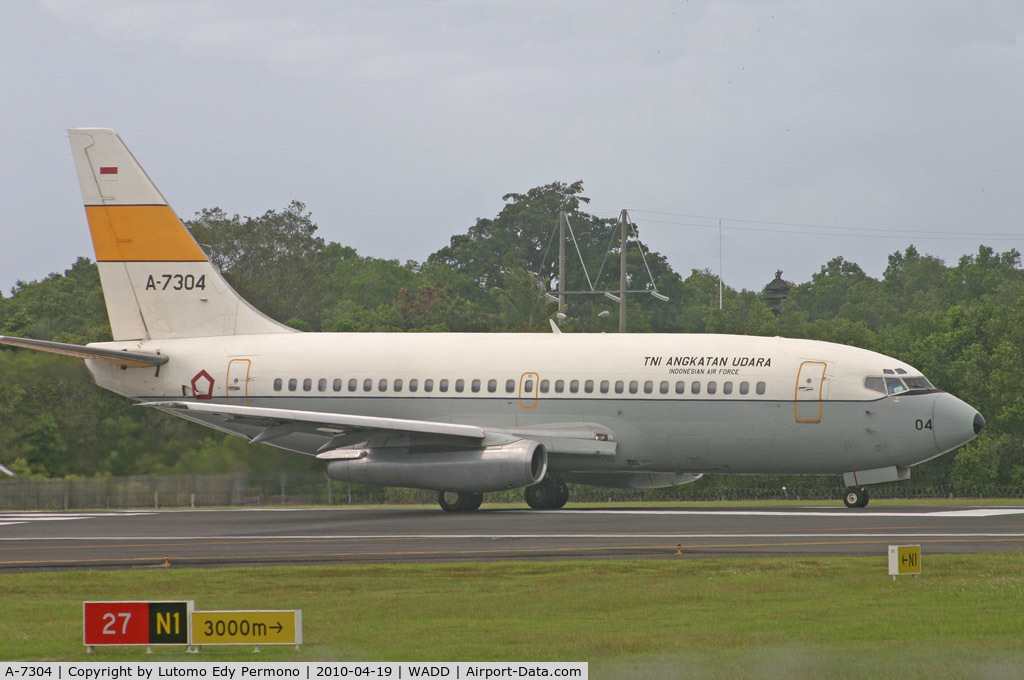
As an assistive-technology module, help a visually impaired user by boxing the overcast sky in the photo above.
[2,0,1022,298]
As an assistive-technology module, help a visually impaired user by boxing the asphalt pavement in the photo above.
[1,505,1022,571]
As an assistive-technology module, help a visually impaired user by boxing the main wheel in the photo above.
[437,491,483,512]
[842,486,869,508]
[524,477,569,510]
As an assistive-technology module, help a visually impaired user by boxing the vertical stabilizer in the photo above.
[68,128,295,340]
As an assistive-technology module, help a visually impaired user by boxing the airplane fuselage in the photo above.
[86,331,979,484]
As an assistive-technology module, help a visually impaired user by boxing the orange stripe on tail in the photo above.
[85,205,206,262]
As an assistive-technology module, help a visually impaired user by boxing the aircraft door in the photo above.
[226,358,252,406]
[795,361,827,423]
[519,372,539,410]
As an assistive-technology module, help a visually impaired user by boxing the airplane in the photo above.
[0,128,985,512]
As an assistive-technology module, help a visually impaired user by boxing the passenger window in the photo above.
[864,377,886,394]
[675,381,685,394]
[600,380,609,394]
[348,378,357,392]
[394,378,403,392]
[756,381,766,395]
[303,378,312,392]
[505,379,515,393]
[439,379,449,393]
[333,379,342,392]
[455,379,464,393]
[739,381,749,395]
[570,380,580,393]
[643,380,653,394]
[472,379,481,393]
[707,381,717,395]
[885,377,907,395]
[615,380,624,394]
[288,378,297,392]
[691,381,701,395]
[629,380,638,394]
[409,378,419,392]
[723,381,733,395]
[378,379,388,392]
[488,379,497,393]
[273,378,282,391]
[525,379,535,392]
[555,379,564,393]
[539,379,549,393]
[424,379,434,393]
[584,380,594,393]
[318,378,327,392]
[660,381,669,394]
[363,379,372,392]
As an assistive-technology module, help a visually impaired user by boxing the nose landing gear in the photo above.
[842,486,869,508]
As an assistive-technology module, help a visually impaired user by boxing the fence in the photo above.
[0,473,396,510]
[0,473,1021,510]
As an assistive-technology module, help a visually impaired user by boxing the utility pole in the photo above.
[619,209,628,333]
[548,209,665,333]
[558,211,567,310]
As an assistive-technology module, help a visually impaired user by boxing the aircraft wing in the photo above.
[145,401,486,451]
[143,401,616,457]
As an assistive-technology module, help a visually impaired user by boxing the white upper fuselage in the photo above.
[86,331,981,479]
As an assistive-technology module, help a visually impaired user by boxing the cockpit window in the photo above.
[885,377,907,395]
[903,376,934,391]
[867,375,933,394]
[864,377,886,394]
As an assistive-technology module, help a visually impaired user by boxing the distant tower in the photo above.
[763,270,792,316]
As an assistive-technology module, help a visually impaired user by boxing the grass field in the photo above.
[3,554,1024,678]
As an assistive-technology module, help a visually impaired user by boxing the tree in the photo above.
[17,413,67,477]
[489,268,558,332]
[429,181,594,290]
[185,201,333,328]
[0,257,109,343]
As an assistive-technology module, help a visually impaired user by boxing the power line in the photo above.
[620,210,1024,241]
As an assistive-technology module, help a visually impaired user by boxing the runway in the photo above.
[1,505,1023,571]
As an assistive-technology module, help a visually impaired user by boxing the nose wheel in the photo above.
[842,486,869,508]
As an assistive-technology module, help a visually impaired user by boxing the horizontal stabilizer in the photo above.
[0,335,168,368]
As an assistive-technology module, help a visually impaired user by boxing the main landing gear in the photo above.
[437,490,483,512]
[524,476,570,510]
[436,476,570,512]
[842,486,869,508]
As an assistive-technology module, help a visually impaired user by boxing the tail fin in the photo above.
[68,128,295,340]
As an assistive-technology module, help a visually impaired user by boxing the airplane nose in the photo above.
[932,393,983,453]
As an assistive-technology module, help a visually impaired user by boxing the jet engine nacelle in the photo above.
[325,440,548,493]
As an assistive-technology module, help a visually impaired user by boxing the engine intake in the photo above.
[325,440,548,493]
